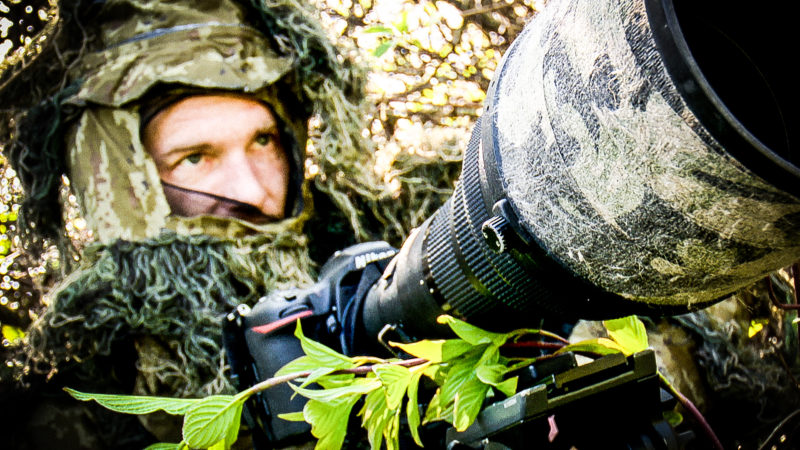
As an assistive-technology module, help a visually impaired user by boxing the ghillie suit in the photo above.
[0,0,457,447]
[675,275,800,449]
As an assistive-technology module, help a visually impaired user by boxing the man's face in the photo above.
[142,94,290,223]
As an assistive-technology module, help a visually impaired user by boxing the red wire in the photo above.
[251,309,314,335]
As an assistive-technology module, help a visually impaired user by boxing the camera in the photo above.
[225,0,799,447]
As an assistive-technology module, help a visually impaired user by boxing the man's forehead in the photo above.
[146,94,277,128]
[143,94,279,151]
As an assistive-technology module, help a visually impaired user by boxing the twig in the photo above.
[242,358,429,398]
[531,329,571,345]
[462,2,514,18]
[658,373,723,450]
[757,408,800,450]
[767,275,800,310]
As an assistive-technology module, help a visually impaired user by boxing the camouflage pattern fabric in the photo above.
[28,228,316,392]
[571,277,800,449]
[65,24,293,108]
[490,0,800,308]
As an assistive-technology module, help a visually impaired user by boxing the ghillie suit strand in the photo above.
[28,230,315,397]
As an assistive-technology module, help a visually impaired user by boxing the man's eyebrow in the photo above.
[159,143,213,157]
[256,122,280,133]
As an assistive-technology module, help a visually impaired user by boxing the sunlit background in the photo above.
[0,0,543,354]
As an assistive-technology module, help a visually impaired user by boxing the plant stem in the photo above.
[511,328,570,344]
[658,372,723,450]
[345,357,428,375]
[538,330,571,345]
[503,341,565,350]
[241,358,430,399]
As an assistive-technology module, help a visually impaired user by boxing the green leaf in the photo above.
[406,370,425,447]
[438,349,484,405]
[364,25,393,34]
[748,318,769,338]
[494,377,518,398]
[556,338,626,356]
[374,364,412,410]
[2,324,25,343]
[182,395,243,449]
[223,401,243,449]
[64,388,199,415]
[209,440,226,450]
[373,41,395,57]
[479,344,501,366]
[390,339,472,363]
[475,362,517,396]
[437,315,506,346]
[305,396,361,450]
[423,389,452,424]
[295,322,354,370]
[385,410,401,450]
[423,389,441,424]
[317,373,357,389]
[603,316,648,355]
[424,363,443,384]
[277,412,306,422]
[663,410,683,427]
[144,443,181,450]
[299,366,343,389]
[274,355,319,377]
[361,388,393,450]
[475,364,505,386]
[452,378,489,432]
[395,11,409,33]
[290,378,381,403]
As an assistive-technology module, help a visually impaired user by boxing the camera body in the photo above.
[223,242,397,447]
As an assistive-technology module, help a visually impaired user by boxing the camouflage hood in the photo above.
[64,0,313,241]
[7,0,381,258]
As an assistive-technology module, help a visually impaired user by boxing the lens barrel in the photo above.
[363,0,800,340]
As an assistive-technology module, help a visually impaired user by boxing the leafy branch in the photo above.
[66,315,562,449]
[66,314,721,450]
[363,11,415,58]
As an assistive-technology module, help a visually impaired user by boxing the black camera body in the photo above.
[223,242,397,447]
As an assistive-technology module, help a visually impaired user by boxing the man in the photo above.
[0,0,387,447]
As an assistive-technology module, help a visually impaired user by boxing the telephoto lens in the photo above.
[362,0,800,341]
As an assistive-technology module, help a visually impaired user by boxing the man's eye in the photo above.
[181,153,203,165]
[255,133,275,146]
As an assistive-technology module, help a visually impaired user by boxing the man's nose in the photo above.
[215,155,278,216]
